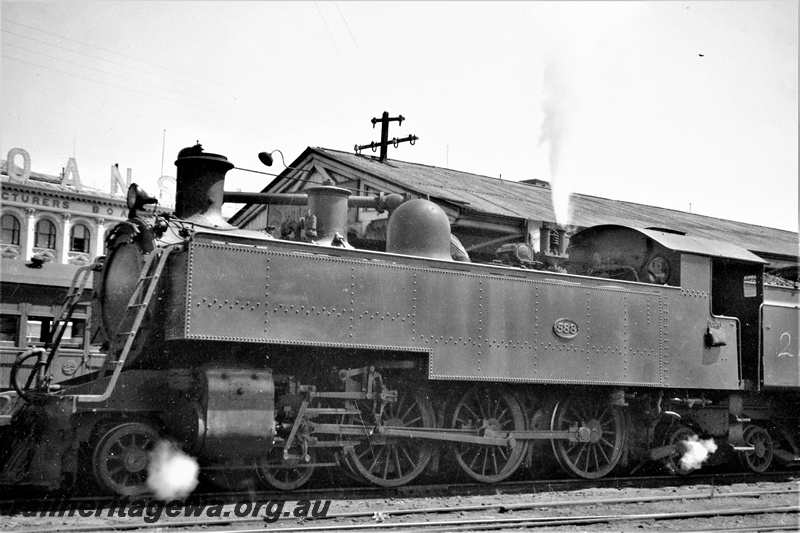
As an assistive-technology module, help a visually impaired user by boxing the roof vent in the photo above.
[519,179,550,188]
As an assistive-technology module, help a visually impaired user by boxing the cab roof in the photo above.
[572,225,768,265]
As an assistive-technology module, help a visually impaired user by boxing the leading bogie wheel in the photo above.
[739,425,773,473]
[450,386,528,483]
[255,447,317,490]
[663,425,697,475]
[346,384,435,487]
[92,421,159,496]
[551,393,626,479]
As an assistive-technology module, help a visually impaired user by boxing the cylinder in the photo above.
[174,144,235,229]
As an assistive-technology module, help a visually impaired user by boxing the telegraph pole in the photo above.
[355,111,418,162]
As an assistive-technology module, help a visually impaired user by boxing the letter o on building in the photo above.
[7,148,31,181]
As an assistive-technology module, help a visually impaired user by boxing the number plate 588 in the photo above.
[553,318,579,339]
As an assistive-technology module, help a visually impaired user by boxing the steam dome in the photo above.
[386,199,452,260]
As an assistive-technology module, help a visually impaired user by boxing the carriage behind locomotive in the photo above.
[1,144,798,495]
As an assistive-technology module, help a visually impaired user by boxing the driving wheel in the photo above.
[551,393,626,479]
[346,384,435,487]
[450,386,527,482]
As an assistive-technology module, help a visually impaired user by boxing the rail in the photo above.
[3,484,797,533]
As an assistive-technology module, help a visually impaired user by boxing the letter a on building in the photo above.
[61,158,82,191]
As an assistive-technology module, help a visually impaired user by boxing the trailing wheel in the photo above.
[255,446,316,490]
[450,386,527,483]
[551,393,626,479]
[92,421,158,496]
[739,425,773,473]
[346,385,435,487]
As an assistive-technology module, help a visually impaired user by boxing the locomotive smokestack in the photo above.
[174,143,235,229]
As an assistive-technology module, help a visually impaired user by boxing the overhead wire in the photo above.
[1,18,270,99]
[1,20,337,126]
[2,28,227,97]
[1,54,275,132]
[2,14,384,180]
[1,41,281,119]
[313,1,368,109]
[334,2,394,109]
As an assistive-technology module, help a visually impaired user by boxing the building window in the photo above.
[26,317,52,345]
[35,219,57,249]
[62,319,86,345]
[1,214,21,245]
[70,224,91,253]
[0,315,19,344]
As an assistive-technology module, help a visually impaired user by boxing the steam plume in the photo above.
[539,59,575,227]
[147,440,200,500]
[679,435,718,471]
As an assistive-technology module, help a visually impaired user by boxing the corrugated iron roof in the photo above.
[312,148,798,260]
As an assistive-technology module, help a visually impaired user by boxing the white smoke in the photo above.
[539,58,575,228]
[536,4,646,229]
[147,440,200,500]
[679,435,718,471]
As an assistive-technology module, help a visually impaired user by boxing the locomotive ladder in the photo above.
[41,262,96,375]
[75,246,174,403]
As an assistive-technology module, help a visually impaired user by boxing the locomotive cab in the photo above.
[569,224,769,389]
[711,259,764,388]
[568,225,682,285]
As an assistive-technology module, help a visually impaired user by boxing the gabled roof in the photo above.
[233,147,799,262]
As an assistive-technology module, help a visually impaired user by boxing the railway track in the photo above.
[257,506,799,533]
[2,475,797,532]
[1,470,795,510]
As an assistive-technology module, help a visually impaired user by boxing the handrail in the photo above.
[73,246,174,403]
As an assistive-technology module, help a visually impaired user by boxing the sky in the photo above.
[1,1,798,232]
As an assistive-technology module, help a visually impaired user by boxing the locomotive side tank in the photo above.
[1,144,797,496]
[167,226,754,390]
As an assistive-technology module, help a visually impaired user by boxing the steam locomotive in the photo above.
[1,144,798,496]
